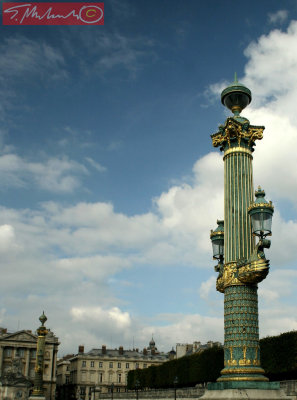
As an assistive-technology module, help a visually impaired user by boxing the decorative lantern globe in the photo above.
[221,73,251,115]
[248,186,274,238]
[210,220,224,261]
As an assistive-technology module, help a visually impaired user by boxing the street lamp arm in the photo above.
[237,239,271,285]
[215,239,271,292]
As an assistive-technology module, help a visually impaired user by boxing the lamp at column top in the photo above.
[221,73,252,115]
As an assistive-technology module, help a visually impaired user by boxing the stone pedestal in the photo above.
[200,388,294,399]
[200,381,296,400]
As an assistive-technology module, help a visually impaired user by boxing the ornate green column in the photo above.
[209,77,277,390]
[30,312,48,398]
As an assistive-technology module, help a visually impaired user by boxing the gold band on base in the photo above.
[221,367,265,375]
[217,376,269,382]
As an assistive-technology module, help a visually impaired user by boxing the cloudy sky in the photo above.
[1,0,297,356]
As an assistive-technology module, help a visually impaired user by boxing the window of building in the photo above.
[30,349,36,358]
[99,362,103,368]
[66,366,70,371]
[109,362,113,368]
[99,373,103,383]
[118,374,121,383]
[66,376,70,384]
[80,387,86,395]
[143,364,147,368]
[118,362,121,368]
[108,373,112,382]
[4,347,12,357]
[125,363,129,369]
[16,348,25,357]
[135,363,139,369]
[82,361,86,368]
[91,361,94,367]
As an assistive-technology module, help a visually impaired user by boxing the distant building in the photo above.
[0,326,59,400]
[56,338,170,400]
[176,340,222,359]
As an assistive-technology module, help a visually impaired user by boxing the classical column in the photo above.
[25,347,30,377]
[0,346,3,377]
[209,76,277,390]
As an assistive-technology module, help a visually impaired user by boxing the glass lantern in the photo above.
[210,220,224,261]
[248,186,274,238]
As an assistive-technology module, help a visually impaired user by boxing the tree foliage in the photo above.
[127,346,223,389]
[128,331,297,389]
[261,331,297,381]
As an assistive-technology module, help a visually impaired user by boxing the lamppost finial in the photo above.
[221,75,251,116]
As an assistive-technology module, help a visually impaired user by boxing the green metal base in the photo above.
[207,381,280,390]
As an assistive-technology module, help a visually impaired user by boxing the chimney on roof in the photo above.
[102,345,107,354]
[78,345,84,354]
[119,346,124,355]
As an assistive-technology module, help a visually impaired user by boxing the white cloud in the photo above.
[71,306,131,329]
[0,35,68,123]
[243,21,297,111]
[0,154,88,193]
[85,157,107,172]
[199,276,216,301]
[141,314,223,346]
[268,10,288,25]
[69,31,156,78]
[0,36,67,83]
[0,224,16,252]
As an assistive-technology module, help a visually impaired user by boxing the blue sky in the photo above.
[1,0,297,355]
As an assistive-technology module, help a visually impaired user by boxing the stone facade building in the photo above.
[0,326,59,400]
[57,338,170,400]
[175,340,222,359]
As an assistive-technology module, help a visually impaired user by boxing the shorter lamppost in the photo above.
[173,376,178,400]
[110,383,114,400]
[30,312,48,400]
[135,379,140,400]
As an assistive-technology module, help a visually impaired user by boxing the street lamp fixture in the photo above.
[248,186,274,239]
[210,220,224,262]
[210,220,224,279]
